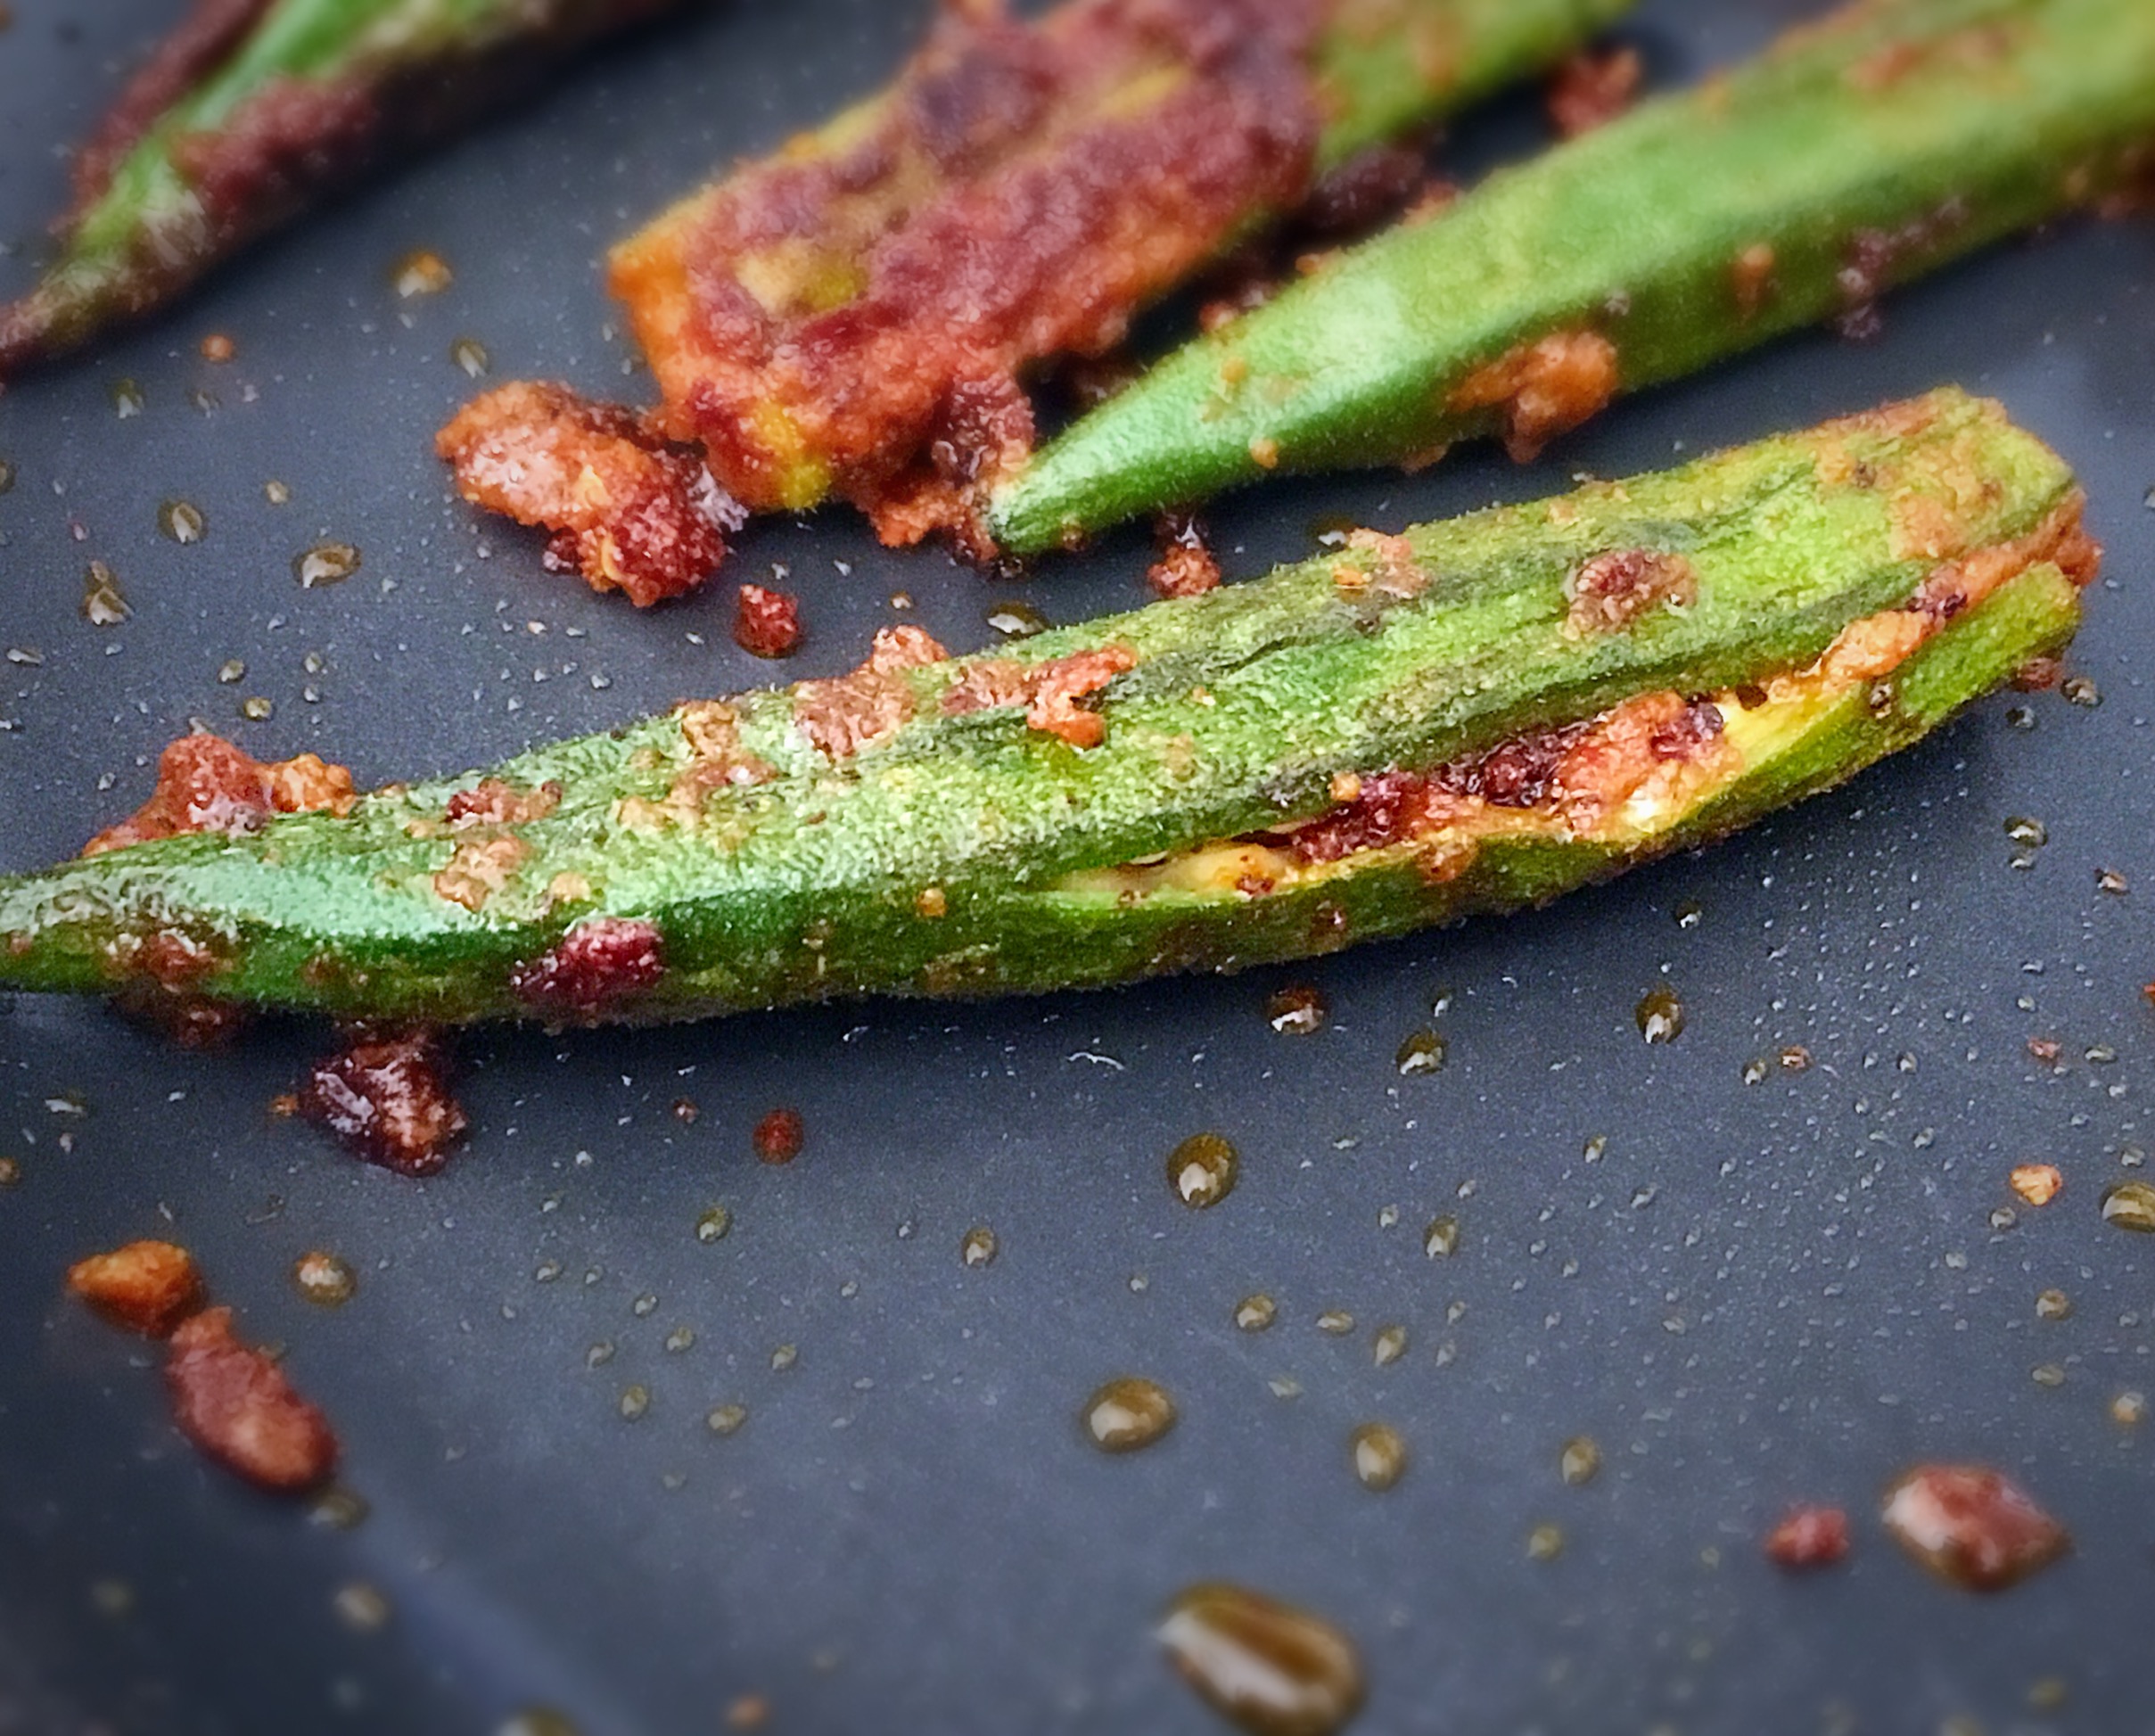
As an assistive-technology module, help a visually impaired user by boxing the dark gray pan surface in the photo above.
[3,3,2153,1732]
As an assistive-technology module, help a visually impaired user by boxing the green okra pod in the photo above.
[988,0,2155,555]
[0,390,2094,1026]
[0,0,697,375]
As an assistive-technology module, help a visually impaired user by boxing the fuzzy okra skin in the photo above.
[0,0,692,375]
[0,391,2085,1025]
[988,0,2155,555]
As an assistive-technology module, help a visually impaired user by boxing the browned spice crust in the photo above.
[437,382,744,606]
[793,625,953,759]
[298,1031,469,1177]
[1564,548,1698,638]
[593,0,1340,565]
[1449,330,1622,464]
[512,917,667,1017]
[67,1240,205,1337]
[942,645,1139,750]
[167,1306,339,1492]
[83,733,355,857]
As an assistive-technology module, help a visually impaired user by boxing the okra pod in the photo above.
[988,0,2155,555]
[444,0,1633,602]
[0,391,2093,1026]
[0,0,695,375]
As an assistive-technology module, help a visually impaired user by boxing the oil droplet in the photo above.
[2098,868,2130,895]
[498,1709,581,1736]
[1560,1436,1602,1486]
[1349,1422,1406,1492]
[308,1486,370,1531]
[1157,1583,1363,1736]
[1635,986,1684,1044]
[1371,1325,1407,1367]
[240,696,273,721]
[81,562,131,626]
[292,1250,356,1307]
[671,1096,700,1124]
[706,1403,749,1436]
[770,1344,797,1371]
[1265,985,1328,1035]
[333,1582,391,1633]
[1394,1029,1446,1074]
[1314,1309,1354,1337]
[393,249,454,298]
[618,1384,650,1421]
[264,480,292,505]
[1674,900,1703,929]
[1169,1132,1238,1208]
[109,378,144,417]
[294,543,361,588]
[1526,1523,1566,1561]
[664,1326,695,1353]
[2003,816,2047,847]
[1740,1057,1769,1085]
[1428,985,1453,1017]
[0,1156,20,1188]
[157,500,206,544]
[2101,1181,2155,1233]
[585,1341,614,1369]
[1267,1377,1301,1400]
[985,601,1048,639]
[217,659,245,684]
[631,1293,658,1318]
[1776,1045,1811,1073]
[1422,1215,1460,1259]
[2112,1391,2148,1427]
[1235,1294,1276,1331]
[2062,675,2101,708]
[960,1226,999,1268]
[2035,1288,2071,1321]
[0,457,14,493]
[695,1205,732,1243]
[450,336,490,378]
[1083,1377,1177,1452]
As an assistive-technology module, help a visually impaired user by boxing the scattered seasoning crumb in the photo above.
[1547,45,1643,138]
[1764,1506,1850,1570]
[0,1156,20,1188]
[753,1108,804,1164]
[2026,1036,2063,1065]
[1881,1464,2069,1591]
[200,333,235,363]
[2097,868,2129,894]
[2009,1164,2063,1206]
[67,1240,202,1336]
[264,481,292,505]
[1776,1045,1811,1073]
[167,1306,338,1491]
[671,1097,700,1124]
[734,584,802,659]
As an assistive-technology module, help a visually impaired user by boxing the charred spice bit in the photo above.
[1764,1506,1851,1571]
[297,1032,467,1178]
[753,1108,804,1165]
[66,1239,202,1337]
[734,584,802,658]
[2009,1164,2063,1207]
[1157,1583,1363,1736]
[166,1306,338,1493]
[1881,1465,2069,1592]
